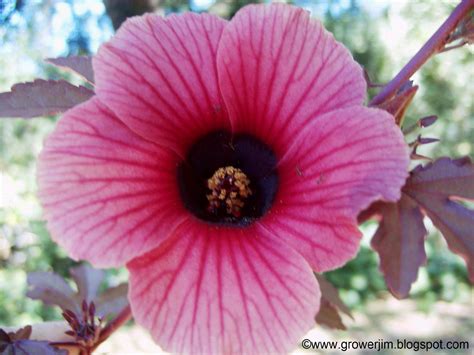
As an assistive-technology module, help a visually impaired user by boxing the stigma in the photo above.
[207,166,252,217]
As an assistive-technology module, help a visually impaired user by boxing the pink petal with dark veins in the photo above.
[128,220,320,354]
[260,106,409,272]
[37,97,188,267]
[217,4,366,154]
[94,12,230,155]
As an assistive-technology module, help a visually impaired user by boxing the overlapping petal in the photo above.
[258,106,409,272]
[128,221,320,354]
[37,97,188,267]
[94,12,229,155]
[217,4,366,152]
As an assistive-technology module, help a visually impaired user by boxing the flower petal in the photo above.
[128,221,320,354]
[93,13,229,155]
[217,4,366,152]
[37,97,188,267]
[260,106,409,272]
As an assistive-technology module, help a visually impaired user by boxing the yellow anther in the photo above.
[207,166,252,217]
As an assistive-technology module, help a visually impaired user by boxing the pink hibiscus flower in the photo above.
[37,4,409,354]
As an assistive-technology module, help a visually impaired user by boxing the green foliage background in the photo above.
[0,0,472,326]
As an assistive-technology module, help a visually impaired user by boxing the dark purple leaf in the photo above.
[1,326,66,354]
[404,157,474,282]
[315,300,346,330]
[70,264,104,303]
[315,274,352,318]
[0,339,67,355]
[406,157,474,197]
[46,56,94,84]
[371,195,428,298]
[315,275,351,329]
[27,264,129,320]
[27,272,80,313]
[94,283,128,317]
[9,325,32,340]
[0,79,93,118]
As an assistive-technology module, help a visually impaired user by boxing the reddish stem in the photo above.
[370,0,474,106]
[91,305,132,351]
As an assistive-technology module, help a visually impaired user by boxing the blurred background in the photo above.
[0,0,472,353]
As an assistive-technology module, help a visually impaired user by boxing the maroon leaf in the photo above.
[404,157,474,281]
[406,157,474,197]
[27,272,80,313]
[315,300,346,330]
[315,274,352,318]
[0,326,66,354]
[94,283,129,318]
[371,195,428,298]
[315,274,351,329]
[0,79,93,118]
[0,339,67,355]
[70,264,104,303]
[9,325,32,340]
[46,56,94,84]
[27,264,129,319]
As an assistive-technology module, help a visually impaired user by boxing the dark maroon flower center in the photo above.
[177,131,278,226]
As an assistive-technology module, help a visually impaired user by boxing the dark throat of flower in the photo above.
[177,131,278,226]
